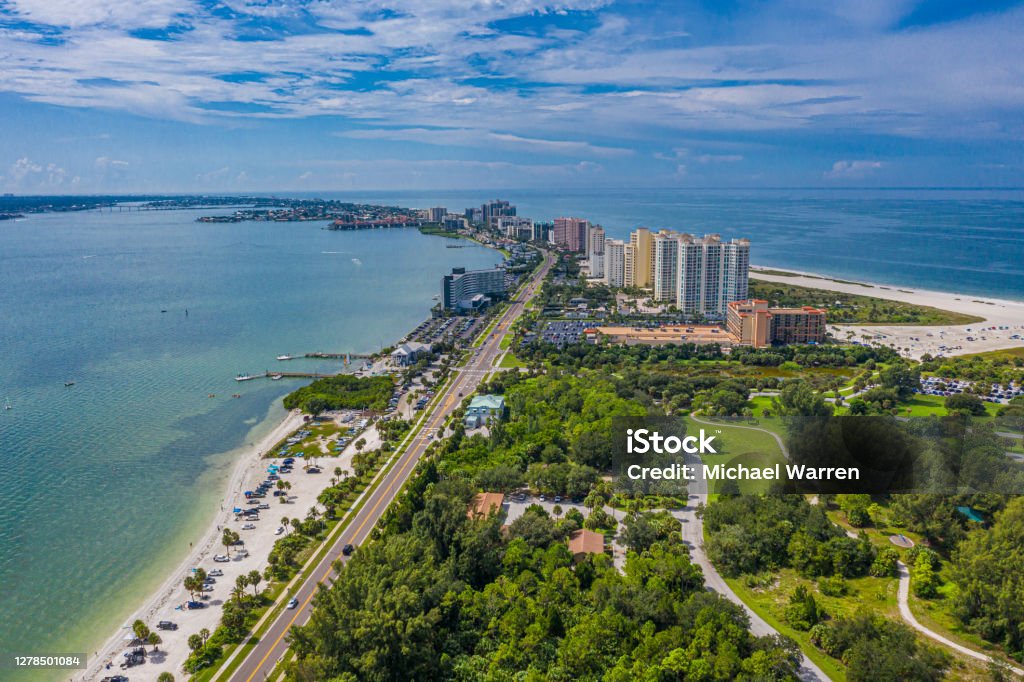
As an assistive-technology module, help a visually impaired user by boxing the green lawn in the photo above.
[962,346,1024,361]
[683,416,787,494]
[497,352,526,368]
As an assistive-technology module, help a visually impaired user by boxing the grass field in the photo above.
[962,346,1024,361]
[749,278,984,326]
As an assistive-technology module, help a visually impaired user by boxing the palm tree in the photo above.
[199,628,210,646]
[157,673,175,682]
[147,631,162,653]
[187,634,203,653]
[247,570,262,596]
[183,575,200,601]
[132,619,151,645]
[281,516,289,533]
[222,528,239,557]
[235,574,248,595]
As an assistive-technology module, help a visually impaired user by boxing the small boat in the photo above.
[4,398,11,411]
[271,374,283,381]
[232,393,241,399]
[235,374,258,382]
[208,393,216,398]
[64,381,75,387]
[276,354,295,361]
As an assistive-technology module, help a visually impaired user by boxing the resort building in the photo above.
[427,206,447,223]
[588,225,605,279]
[464,394,505,428]
[567,529,605,563]
[553,217,590,253]
[769,306,827,344]
[726,299,827,347]
[604,239,626,287]
[442,267,507,311]
[493,215,533,240]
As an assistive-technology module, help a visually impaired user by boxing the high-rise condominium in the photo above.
[627,227,653,288]
[553,217,589,253]
[604,239,626,287]
[588,225,605,278]
[661,233,750,316]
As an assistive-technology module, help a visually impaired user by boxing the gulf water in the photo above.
[0,208,499,670]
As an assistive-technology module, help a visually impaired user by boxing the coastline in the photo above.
[78,230,506,680]
[79,407,306,681]
[750,264,1024,358]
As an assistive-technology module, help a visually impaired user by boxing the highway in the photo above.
[228,251,553,682]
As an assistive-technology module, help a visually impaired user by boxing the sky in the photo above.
[0,0,1022,193]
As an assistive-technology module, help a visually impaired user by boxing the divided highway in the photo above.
[228,252,553,681]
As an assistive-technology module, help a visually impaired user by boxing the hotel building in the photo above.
[442,267,507,311]
[726,299,826,347]
[553,217,589,253]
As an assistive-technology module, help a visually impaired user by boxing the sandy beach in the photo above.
[751,266,1024,359]
[79,408,371,681]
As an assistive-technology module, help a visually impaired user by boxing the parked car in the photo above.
[287,598,299,609]
[237,549,249,558]
[342,544,354,556]
[186,601,206,609]
[156,621,177,631]
[242,523,256,530]
[208,569,223,577]
[275,526,285,535]
[258,503,270,510]
[213,554,230,563]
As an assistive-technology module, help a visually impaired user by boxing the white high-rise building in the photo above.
[604,239,626,287]
[652,230,680,302]
[676,234,750,317]
[587,225,605,279]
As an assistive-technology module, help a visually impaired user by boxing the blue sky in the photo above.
[0,0,1022,193]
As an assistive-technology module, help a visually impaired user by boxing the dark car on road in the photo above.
[342,543,355,556]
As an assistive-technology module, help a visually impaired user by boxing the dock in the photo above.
[277,352,375,361]
[236,371,343,381]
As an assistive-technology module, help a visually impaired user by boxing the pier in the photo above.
[277,352,375,361]
[236,370,344,381]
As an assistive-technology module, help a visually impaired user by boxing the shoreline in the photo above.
[79,230,507,680]
[79,408,307,681]
[750,264,1024,359]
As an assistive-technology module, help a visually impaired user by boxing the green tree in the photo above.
[247,569,262,596]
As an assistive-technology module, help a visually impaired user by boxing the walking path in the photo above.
[896,562,1024,677]
[676,448,828,681]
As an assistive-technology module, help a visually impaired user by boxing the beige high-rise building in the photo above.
[676,234,750,317]
[628,228,653,289]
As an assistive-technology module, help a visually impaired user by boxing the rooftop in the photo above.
[568,528,605,557]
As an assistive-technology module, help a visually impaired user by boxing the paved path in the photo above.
[688,413,790,459]
[896,562,1024,676]
[676,449,829,681]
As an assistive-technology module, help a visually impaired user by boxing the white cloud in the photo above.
[824,160,884,179]
[0,156,79,190]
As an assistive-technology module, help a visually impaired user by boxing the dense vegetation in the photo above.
[748,278,982,325]
[950,497,1024,658]
[288,473,804,681]
[283,374,393,413]
[702,495,876,579]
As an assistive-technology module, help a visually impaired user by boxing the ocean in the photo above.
[0,208,499,672]
[0,188,1022,673]
[330,188,1024,300]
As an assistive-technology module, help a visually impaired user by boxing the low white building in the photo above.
[391,342,433,367]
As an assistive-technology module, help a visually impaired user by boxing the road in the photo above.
[896,562,1024,677]
[675,448,829,681]
[228,252,553,682]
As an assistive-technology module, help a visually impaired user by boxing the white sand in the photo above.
[751,267,1024,359]
[80,410,359,681]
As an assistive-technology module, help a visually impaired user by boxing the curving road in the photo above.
[226,252,554,682]
[896,562,1024,677]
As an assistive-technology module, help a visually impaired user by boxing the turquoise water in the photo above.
[323,189,1024,300]
[0,209,499,666]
